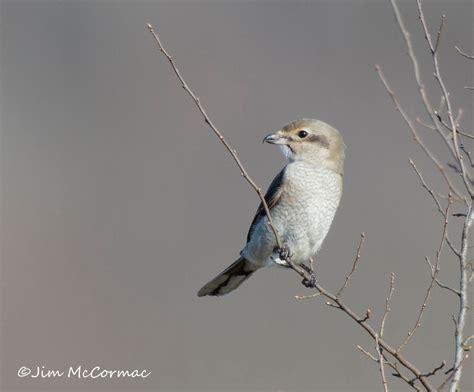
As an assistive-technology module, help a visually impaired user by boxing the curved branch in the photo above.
[146,23,282,249]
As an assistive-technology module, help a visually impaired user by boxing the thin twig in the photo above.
[423,361,446,378]
[463,335,474,347]
[425,257,460,297]
[397,194,452,352]
[413,2,474,388]
[376,333,389,392]
[380,273,396,338]
[336,233,366,297]
[415,0,473,196]
[418,114,474,142]
[386,362,423,391]
[455,45,474,60]
[461,145,474,168]
[437,353,471,390]
[389,0,473,198]
[375,65,467,204]
[409,160,461,257]
[357,345,378,362]
[315,280,435,391]
[295,291,321,300]
[434,14,445,53]
[146,23,283,250]
[436,113,474,142]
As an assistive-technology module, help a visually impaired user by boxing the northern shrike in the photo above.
[198,118,345,297]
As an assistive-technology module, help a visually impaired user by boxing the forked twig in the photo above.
[375,65,467,204]
[415,0,473,196]
[409,160,460,257]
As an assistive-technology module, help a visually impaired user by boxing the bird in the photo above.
[197,118,345,297]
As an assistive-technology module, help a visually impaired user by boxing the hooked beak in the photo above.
[263,132,288,145]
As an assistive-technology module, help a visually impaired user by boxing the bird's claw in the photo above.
[279,244,292,261]
[302,271,317,288]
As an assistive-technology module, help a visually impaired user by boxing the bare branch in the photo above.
[375,334,389,392]
[388,0,473,198]
[425,257,460,296]
[415,0,473,196]
[146,23,284,249]
[409,160,461,257]
[375,65,467,204]
[454,108,464,128]
[449,204,474,390]
[336,232,366,297]
[455,45,474,60]
[315,281,435,391]
[397,194,452,352]
[380,273,396,338]
[411,3,474,388]
[461,144,474,168]
[295,291,321,300]
[387,362,423,391]
[357,345,379,362]
[434,14,445,53]
[360,308,372,322]
[424,361,447,378]
[418,113,474,142]
[437,353,471,390]
[436,112,474,142]
[463,335,474,347]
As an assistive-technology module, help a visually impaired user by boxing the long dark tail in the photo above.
[197,257,257,297]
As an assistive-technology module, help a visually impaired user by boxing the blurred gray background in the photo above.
[1,0,472,391]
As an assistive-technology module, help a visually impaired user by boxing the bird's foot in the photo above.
[278,244,292,262]
[301,264,317,288]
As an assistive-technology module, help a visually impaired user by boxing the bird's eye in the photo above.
[298,130,308,138]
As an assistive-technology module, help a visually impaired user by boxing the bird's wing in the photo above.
[246,167,286,243]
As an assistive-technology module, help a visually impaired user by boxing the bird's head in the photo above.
[263,118,345,175]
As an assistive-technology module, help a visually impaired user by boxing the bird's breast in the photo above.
[272,164,342,261]
[242,163,342,268]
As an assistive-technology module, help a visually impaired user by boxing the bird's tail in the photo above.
[197,257,257,297]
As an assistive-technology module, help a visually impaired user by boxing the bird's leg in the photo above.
[301,260,317,288]
[301,271,317,288]
[279,243,292,262]
[276,246,317,288]
[273,244,292,267]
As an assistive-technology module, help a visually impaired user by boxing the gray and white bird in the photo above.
[198,118,345,297]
